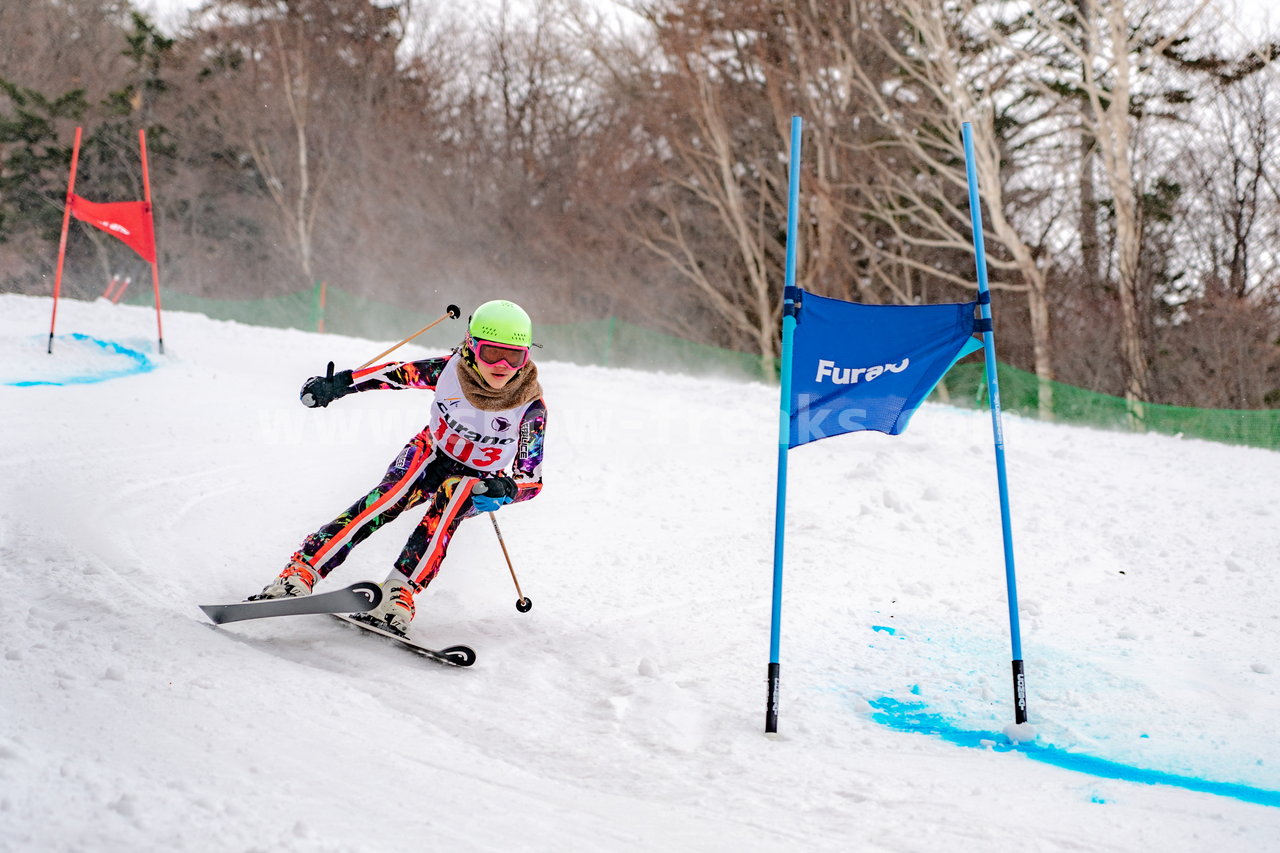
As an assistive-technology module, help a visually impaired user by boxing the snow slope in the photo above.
[3,293,1279,852]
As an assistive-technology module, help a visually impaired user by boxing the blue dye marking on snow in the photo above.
[909,684,921,695]
[868,697,1280,809]
[7,334,155,386]
[1090,796,1107,804]
[871,625,896,635]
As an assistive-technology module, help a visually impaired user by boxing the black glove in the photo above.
[476,476,518,500]
[300,361,355,408]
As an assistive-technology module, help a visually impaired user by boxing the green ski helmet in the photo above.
[468,300,532,347]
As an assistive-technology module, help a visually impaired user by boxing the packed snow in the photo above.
[3,293,1279,851]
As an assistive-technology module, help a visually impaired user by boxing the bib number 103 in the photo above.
[433,419,503,467]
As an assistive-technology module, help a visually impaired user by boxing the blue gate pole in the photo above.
[767,115,803,735]
[961,122,1027,725]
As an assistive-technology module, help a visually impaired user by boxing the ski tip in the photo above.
[198,604,228,624]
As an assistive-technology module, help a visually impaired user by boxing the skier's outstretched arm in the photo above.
[350,357,450,392]
[299,357,450,408]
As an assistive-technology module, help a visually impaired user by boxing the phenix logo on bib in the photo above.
[814,358,910,385]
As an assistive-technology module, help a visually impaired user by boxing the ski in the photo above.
[331,613,477,667]
[199,581,381,625]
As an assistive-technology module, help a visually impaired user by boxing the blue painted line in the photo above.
[868,697,1280,809]
[6,334,155,386]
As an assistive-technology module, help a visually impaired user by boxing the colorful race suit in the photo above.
[292,354,546,590]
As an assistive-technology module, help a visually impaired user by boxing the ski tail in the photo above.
[331,614,476,667]
[199,582,381,625]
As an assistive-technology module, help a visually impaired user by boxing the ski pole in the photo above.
[472,481,532,612]
[490,515,532,612]
[358,304,461,370]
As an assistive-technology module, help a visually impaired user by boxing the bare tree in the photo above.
[606,2,950,365]
[185,0,405,292]
[1183,72,1278,303]
[1019,0,1215,411]
[823,0,1066,415]
[607,1,795,366]
[1152,66,1280,408]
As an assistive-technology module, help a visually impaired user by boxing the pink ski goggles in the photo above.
[469,336,529,370]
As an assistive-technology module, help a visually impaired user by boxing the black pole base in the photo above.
[766,662,781,733]
[48,332,55,354]
[157,337,165,355]
[1012,658,1027,724]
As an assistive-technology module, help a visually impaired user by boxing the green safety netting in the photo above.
[123,284,1278,451]
[938,361,1280,451]
[122,284,770,378]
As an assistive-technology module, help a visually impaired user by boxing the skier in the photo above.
[251,299,547,635]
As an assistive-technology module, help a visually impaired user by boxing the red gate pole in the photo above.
[139,128,165,354]
[48,126,83,354]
